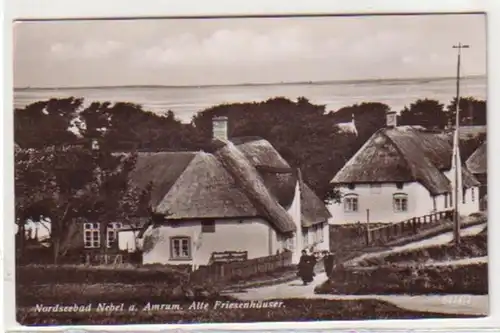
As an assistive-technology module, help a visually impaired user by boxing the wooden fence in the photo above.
[191,250,293,283]
[366,210,454,246]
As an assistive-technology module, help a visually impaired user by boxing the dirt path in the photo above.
[346,223,486,266]
[228,223,488,316]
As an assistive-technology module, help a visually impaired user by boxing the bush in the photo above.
[16,264,187,285]
[315,263,488,295]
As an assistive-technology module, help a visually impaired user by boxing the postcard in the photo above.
[12,13,487,326]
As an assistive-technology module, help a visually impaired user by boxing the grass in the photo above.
[314,262,487,295]
[17,298,478,325]
[357,231,487,267]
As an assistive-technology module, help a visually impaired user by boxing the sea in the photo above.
[14,76,487,124]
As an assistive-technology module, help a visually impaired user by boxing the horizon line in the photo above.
[14,74,487,90]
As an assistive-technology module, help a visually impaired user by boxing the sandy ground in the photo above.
[228,223,488,316]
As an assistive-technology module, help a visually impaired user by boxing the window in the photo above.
[393,193,408,212]
[472,188,475,202]
[106,222,123,248]
[84,223,100,248]
[170,237,191,259]
[370,184,381,194]
[201,220,215,233]
[462,188,467,204]
[319,224,324,242]
[444,193,449,208]
[396,182,404,190]
[286,235,295,251]
[450,191,453,207]
[302,229,309,247]
[432,196,437,211]
[347,183,356,190]
[344,194,359,212]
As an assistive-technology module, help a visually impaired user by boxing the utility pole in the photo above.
[452,42,469,246]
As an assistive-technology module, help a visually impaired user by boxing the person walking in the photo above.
[297,249,316,285]
[322,250,334,279]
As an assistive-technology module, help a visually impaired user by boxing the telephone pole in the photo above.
[452,42,469,246]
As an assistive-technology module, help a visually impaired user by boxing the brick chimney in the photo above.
[386,111,397,128]
[212,116,228,141]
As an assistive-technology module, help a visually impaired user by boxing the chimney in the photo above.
[386,111,397,128]
[212,116,228,141]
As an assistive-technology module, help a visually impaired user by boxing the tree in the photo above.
[399,99,447,129]
[15,144,149,263]
[14,97,83,148]
[446,96,486,126]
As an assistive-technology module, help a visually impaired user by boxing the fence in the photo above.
[191,250,293,283]
[366,210,454,246]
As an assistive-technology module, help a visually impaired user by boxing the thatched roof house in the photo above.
[331,126,480,195]
[127,137,330,234]
[466,141,487,175]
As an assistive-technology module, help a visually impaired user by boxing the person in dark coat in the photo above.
[322,250,334,279]
[298,250,316,285]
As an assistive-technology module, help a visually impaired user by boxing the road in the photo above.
[228,223,488,316]
[229,271,488,316]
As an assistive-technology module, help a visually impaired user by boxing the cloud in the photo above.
[132,27,316,67]
[50,40,123,59]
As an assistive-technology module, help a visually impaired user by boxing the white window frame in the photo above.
[106,222,123,248]
[84,222,100,249]
[170,236,191,260]
[393,193,408,213]
[343,194,359,213]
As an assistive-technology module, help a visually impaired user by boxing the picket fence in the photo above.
[367,210,454,245]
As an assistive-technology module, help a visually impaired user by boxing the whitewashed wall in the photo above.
[443,169,480,216]
[328,182,437,224]
[141,218,273,267]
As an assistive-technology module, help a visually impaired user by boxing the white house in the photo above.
[336,113,357,136]
[125,116,331,267]
[466,140,487,210]
[328,111,480,224]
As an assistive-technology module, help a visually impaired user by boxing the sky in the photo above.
[13,14,487,88]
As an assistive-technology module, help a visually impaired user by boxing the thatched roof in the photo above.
[466,141,487,174]
[128,137,330,234]
[331,126,480,195]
